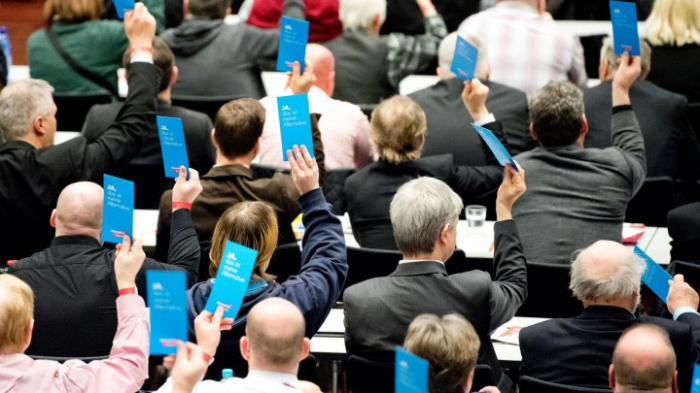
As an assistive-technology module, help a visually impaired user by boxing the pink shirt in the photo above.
[0,294,149,393]
[258,87,374,170]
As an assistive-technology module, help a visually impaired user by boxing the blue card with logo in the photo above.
[450,35,479,81]
[471,123,518,171]
[276,16,309,73]
[113,0,135,19]
[395,347,428,393]
[691,364,700,393]
[634,246,672,303]
[147,271,188,355]
[205,241,258,319]
[610,1,640,56]
[277,94,315,161]
[157,116,190,178]
[101,174,133,244]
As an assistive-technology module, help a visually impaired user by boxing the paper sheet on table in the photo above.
[491,324,524,345]
[622,223,646,244]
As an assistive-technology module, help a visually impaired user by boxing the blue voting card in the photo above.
[471,123,518,171]
[113,0,135,19]
[610,1,640,56]
[147,271,188,355]
[101,174,134,244]
[205,241,258,319]
[634,246,673,303]
[157,116,190,178]
[277,94,315,161]
[450,35,479,81]
[692,364,700,393]
[395,347,428,393]
[276,16,309,73]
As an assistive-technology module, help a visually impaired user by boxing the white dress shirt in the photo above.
[156,370,303,393]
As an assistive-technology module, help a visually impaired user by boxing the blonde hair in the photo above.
[0,275,34,355]
[645,0,700,46]
[404,314,480,393]
[370,96,426,164]
[209,202,278,281]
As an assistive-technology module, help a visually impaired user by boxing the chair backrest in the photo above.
[472,364,495,390]
[323,168,356,215]
[519,375,612,393]
[625,176,677,227]
[516,262,583,318]
[688,102,700,143]
[266,243,302,283]
[342,247,402,300]
[53,93,112,131]
[347,355,394,393]
[171,95,241,122]
[357,103,377,120]
[444,249,468,275]
[297,354,318,385]
[668,260,700,294]
[29,354,108,363]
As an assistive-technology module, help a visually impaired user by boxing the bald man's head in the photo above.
[245,297,307,370]
[52,182,104,238]
[306,44,335,96]
[611,324,677,393]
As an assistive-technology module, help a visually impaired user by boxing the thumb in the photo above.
[212,305,225,326]
[120,234,132,254]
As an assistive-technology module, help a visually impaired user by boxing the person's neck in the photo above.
[55,228,101,241]
[249,364,299,376]
[158,88,172,102]
[403,252,447,263]
[583,298,635,313]
[215,151,254,167]
[15,135,44,149]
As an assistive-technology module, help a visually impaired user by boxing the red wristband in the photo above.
[119,287,136,296]
[172,202,192,210]
[202,351,213,363]
[130,46,153,54]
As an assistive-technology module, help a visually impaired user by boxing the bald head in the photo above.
[245,297,306,370]
[611,324,677,393]
[53,182,104,238]
[438,32,489,80]
[306,44,335,96]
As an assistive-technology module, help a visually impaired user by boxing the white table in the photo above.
[134,209,159,252]
[555,21,647,37]
[9,65,30,83]
[54,131,80,144]
[644,227,672,264]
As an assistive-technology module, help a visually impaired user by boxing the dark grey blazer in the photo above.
[343,219,528,386]
[668,202,700,262]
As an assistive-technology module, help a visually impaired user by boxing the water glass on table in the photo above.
[466,205,486,227]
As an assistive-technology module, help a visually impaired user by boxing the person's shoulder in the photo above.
[669,202,700,225]
[165,105,211,124]
[344,276,392,301]
[638,315,693,336]
[520,318,570,341]
[27,28,48,45]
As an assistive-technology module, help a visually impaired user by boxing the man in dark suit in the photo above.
[668,202,700,263]
[0,4,158,265]
[585,37,700,180]
[519,240,700,393]
[344,165,528,391]
[82,37,215,208]
[409,32,533,166]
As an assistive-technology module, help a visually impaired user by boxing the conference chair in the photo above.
[342,247,402,300]
[515,262,583,318]
[29,355,108,363]
[322,168,356,215]
[688,102,700,142]
[519,376,612,393]
[171,94,241,122]
[357,104,377,120]
[53,92,112,131]
[625,176,677,227]
[266,243,302,283]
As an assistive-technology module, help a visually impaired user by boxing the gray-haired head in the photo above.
[570,240,646,303]
[0,79,54,143]
[390,177,463,256]
[529,81,585,147]
[438,32,489,80]
[339,0,386,32]
[600,37,652,80]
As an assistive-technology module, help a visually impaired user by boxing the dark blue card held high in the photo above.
[157,116,190,178]
[634,246,672,303]
[691,364,700,393]
[395,347,428,393]
[471,123,518,171]
[101,174,134,244]
[276,16,309,73]
[450,35,478,81]
[205,241,258,319]
[610,1,640,56]
[147,271,188,355]
[113,0,135,19]
[277,93,315,161]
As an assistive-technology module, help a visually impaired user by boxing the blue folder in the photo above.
[113,0,135,19]
[157,116,190,178]
[101,174,134,244]
[692,364,700,393]
[395,347,428,393]
[610,1,640,56]
[450,35,479,81]
[277,94,315,161]
[276,16,309,73]
[147,271,188,355]
[634,246,672,303]
[471,123,517,171]
[205,241,258,319]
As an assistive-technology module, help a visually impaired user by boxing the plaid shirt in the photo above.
[458,1,587,96]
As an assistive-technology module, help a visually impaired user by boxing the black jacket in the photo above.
[668,202,700,263]
[9,209,199,358]
[0,62,159,264]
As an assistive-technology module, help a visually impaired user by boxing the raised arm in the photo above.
[242,0,305,61]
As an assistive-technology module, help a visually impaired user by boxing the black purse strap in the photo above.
[45,28,119,97]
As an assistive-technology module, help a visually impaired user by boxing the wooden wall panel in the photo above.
[0,0,45,65]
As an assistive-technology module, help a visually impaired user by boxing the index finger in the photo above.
[131,237,144,254]
[196,309,214,322]
[287,149,299,169]
[189,168,200,182]
[177,166,187,182]
[120,234,132,253]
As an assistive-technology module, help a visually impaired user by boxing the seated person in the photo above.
[512,51,646,264]
[0,235,150,391]
[344,83,504,250]
[156,63,324,267]
[245,0,342,43]
[519,241,700,392]
[609,324,679,393]
[185,145,347,379]
[668,202,700,263]
[344,169,528,391]
[82,37,215,208]
[409,32,534,165]
[585,37,700,180]
[404,314,500,393]
[9,167,201,358]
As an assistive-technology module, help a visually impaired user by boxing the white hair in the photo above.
[438,32,489,80]
[570,251,646,302]
[390,177,463,256]
[339,0,386,32]
[0,79,54,142]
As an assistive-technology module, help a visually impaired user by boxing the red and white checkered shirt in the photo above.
[458,1,587,96]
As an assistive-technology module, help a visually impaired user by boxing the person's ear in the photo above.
[463,369,475,392]
[253,139,261,156]
[485,64,492,80]
[211,128,218,149]
[50,209,57,228]
[240,336,251,361]
[225,6,232,16]
[581,114,589,137]
[672,370,679,393]
[33,115,47,136]
[24,319,34,351]
[170,66,179,87]
[529,122,538,141]
[436,67,443,79]
[299,337,311,361]
[439,223,451,245]
[608,364,616,389]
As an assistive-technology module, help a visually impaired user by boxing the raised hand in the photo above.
[461,79,490,121]
[172,166,202,209]
[496,162,526,221]
[124,3,156,49]
[114,235,146,290]
[194,306,232,358]
[612,51,641,106]
[667,274,700,314]
[171,342,209,393]
[289,61,316,95]
[286,145,319,195]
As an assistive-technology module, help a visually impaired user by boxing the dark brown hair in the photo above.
[214,99,266,159]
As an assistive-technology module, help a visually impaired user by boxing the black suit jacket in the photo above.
[409,78,534,165]
[0,62,158,264]
[584,80,700,180]
[82,99,215,208]
[344,121,505,250]
[9,209,199,357]
[343,219,528,386]
[520,306,700,393]
[668,202,700,262]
